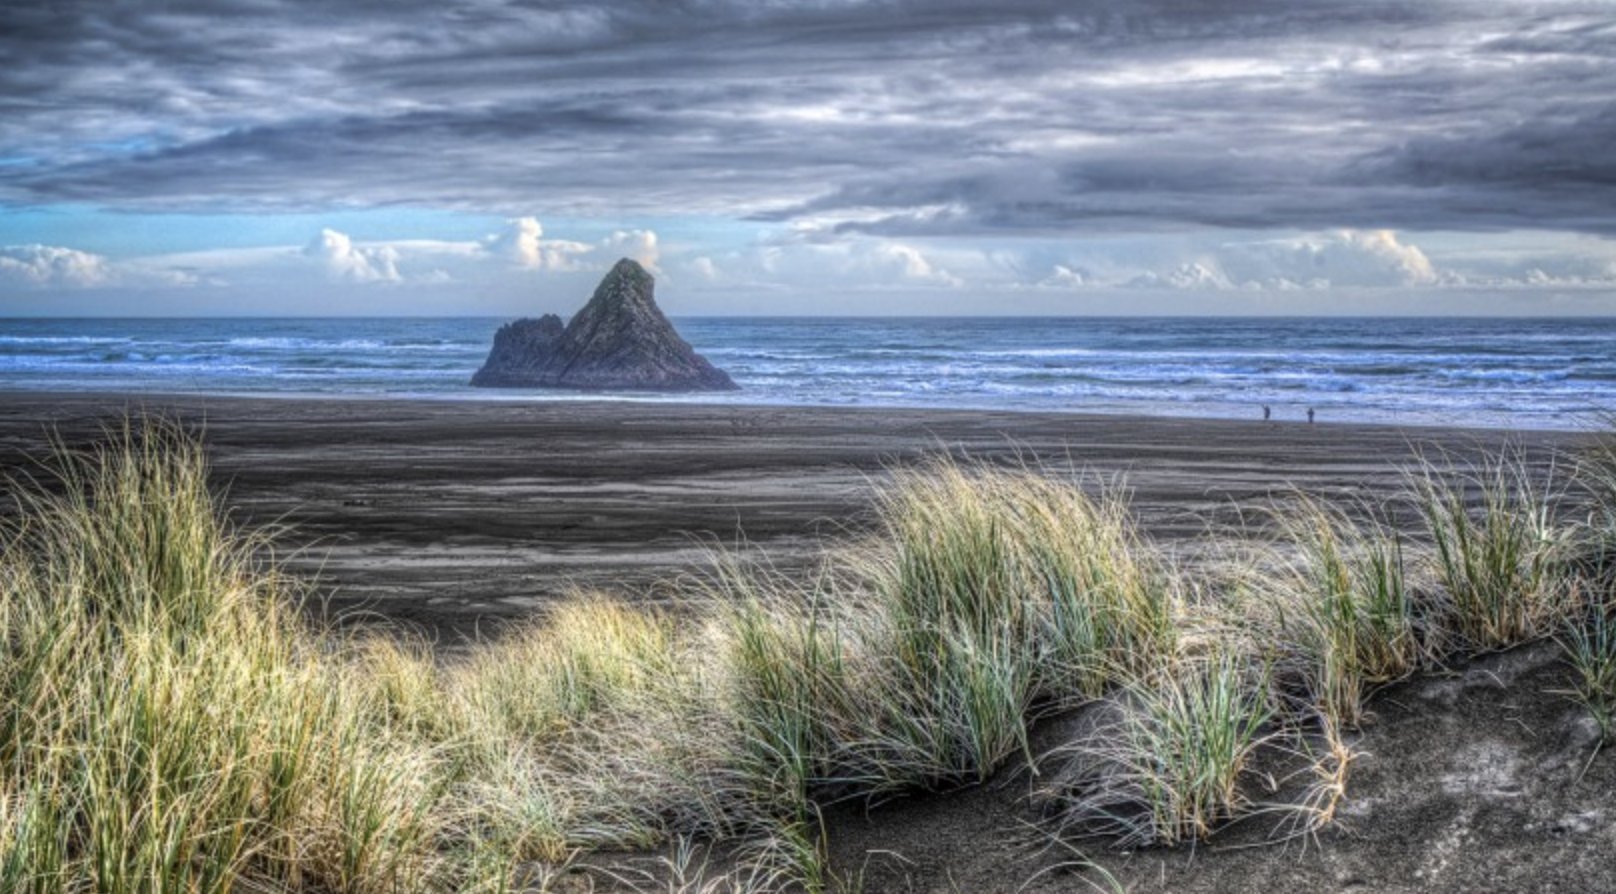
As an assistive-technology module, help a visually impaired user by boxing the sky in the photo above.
[1,1,1614,316]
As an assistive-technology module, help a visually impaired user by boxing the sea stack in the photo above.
[471,258,737,391]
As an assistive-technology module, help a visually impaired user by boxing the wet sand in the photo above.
[0,392,1585,641]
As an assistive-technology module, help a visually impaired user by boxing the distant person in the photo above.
[1262,404,1271,421]
[1307,407,1315,424]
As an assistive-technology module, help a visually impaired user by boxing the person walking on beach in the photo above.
[1262,404,1271,421]
[1307,407,1315,424]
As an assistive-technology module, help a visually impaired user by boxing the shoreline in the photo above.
[5,314,1609,433]
[0,386,1601,435]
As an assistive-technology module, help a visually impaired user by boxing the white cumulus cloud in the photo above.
[748,237,961,288]
[484,218,659,272]
[1037,264,1092,289]
[1124,260,1234,290]
[1218,229,1441,288]
[0,244,115,287]
[0,244,202,290]
[303,228,402,283]
[487,217,586,269]
[686,256,720,280]
[498,216,545,267]
[1102,230,1445,291]
[863,242,960,286]
[599,229,660,272]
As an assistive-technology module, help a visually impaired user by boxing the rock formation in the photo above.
[471,314,565,386]
[471,259,737,391]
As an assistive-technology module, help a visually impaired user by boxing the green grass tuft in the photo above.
[1053,650,1276,848]
[1249,493,1422,727]
[1559,599,1616,742]
[0,419,451,892]
[1410,450,1577,650]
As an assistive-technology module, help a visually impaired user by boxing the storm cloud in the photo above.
[2,0,1614,236]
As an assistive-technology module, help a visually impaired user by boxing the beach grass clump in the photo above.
[867,462,1044,784]
[660,456,1187,870]
[446,604,755,865]
[0,420,456,894]
[1052,650,1275,848]
[721,588,860,805]
[1559,597,1616,742]
[701,459,1181,814]
[1410,451,1576,651]
[1004,471,1177,698]
[705,556,984,815]
[877,461,1175,698]
[351,634,455,740]
[1551,416,1616,742]
[14,419,258,635]
[1249,494,1422,727]
[1576,414,1616,578]
[382,596,750,869]
[448,594,679,745]
[858,460,1175,780]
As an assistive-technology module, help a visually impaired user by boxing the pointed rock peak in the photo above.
[575,258,661,319]
[606,257,653,287]
[471,260,737,392]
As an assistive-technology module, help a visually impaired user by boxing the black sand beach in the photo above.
[0,393,1583,641]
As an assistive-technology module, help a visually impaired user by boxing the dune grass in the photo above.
[1051,648,1276,848]
[858,462,1176,778]
[1559,420,1616,742]
[1242,493,1423,728]
[1577,414,1616,566]
[1114,650,1275,847]
[1559,600,1616,743]
[1410,450,1578,650]
[0,421,459,893]
[0,420,1610,891]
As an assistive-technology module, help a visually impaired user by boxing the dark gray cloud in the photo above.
[1,0,1612,233]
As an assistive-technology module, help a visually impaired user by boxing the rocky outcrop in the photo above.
[470,259,737,391]
[469,314,565,387]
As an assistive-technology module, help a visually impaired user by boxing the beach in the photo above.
[0,390,1608,892]
[0,391,1583,639]
[10,3,1614,890]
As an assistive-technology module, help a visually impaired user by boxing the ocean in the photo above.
[1,316,1612,430]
